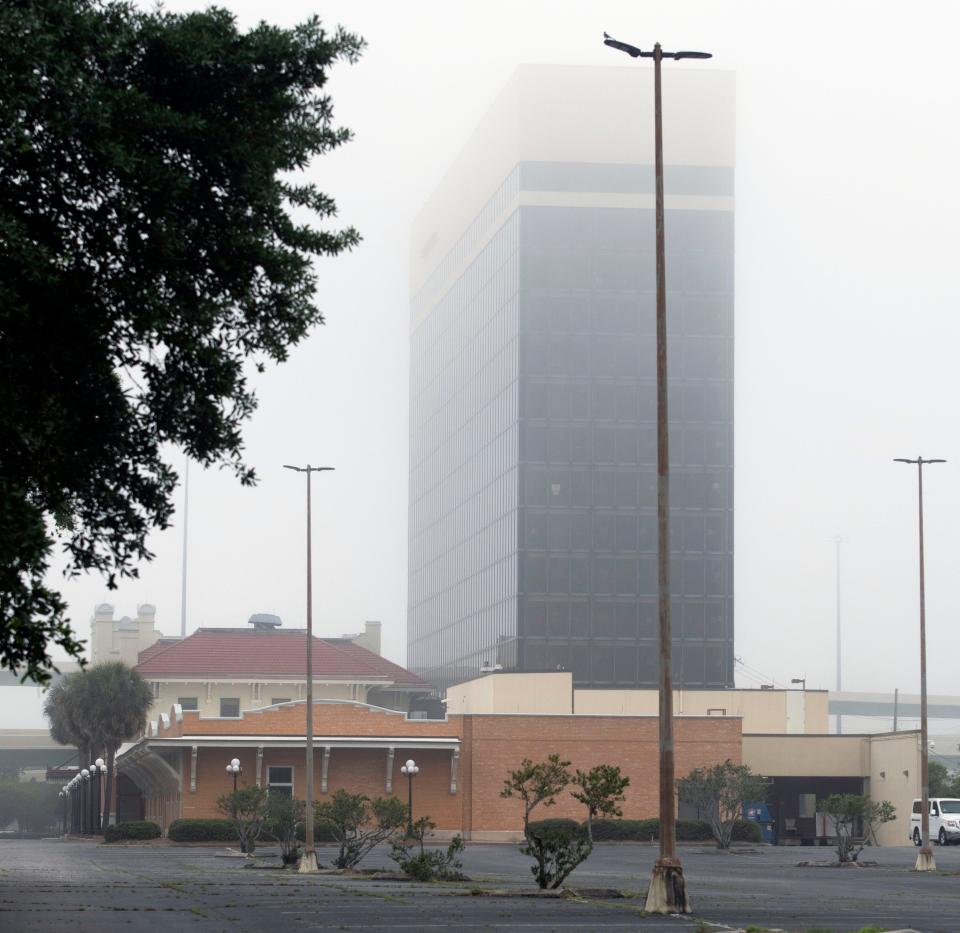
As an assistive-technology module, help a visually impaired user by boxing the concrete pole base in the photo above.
[644,856,692,914]
[297,849,319,873]
[914,847,936,872]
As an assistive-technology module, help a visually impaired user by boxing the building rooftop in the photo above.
[135,628,427,687]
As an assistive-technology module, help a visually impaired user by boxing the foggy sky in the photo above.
[17,1,960,729]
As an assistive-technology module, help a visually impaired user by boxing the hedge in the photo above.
[589,818,762,843]
[167,819,236,842]
[526,818,583,837]
[104,821,161,842]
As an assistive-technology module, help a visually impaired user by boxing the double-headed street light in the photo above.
[602,32,711,916]
[401,759,419,835]
[284,463,334,873]
[895,456,945,872]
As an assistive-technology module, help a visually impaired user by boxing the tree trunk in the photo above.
[102,746,116,830]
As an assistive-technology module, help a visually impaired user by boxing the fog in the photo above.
[22,1,960,728]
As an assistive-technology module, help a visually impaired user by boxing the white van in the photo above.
[910,798,960,845]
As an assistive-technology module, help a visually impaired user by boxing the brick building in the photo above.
[115,697,741,840]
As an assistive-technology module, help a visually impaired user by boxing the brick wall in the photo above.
[138,707,742,838]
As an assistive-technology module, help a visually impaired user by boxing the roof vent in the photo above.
[248,613,282,631]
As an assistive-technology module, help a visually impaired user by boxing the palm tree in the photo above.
[43,673,98,764]
[81,662,153,830]
[44,662,153,830]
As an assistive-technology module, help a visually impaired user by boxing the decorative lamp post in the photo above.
[226,758,242,793]
[400,759,419,835]
[73,778,81,835]
[894,455,946,872]
[81,769,91,835]
[93,758,107,834]
[602,31,711,916]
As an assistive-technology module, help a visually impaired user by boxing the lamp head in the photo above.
[230,758,241,768]
[81,769,90,778]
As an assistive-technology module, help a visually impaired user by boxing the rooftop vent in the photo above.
[248,613,282,631]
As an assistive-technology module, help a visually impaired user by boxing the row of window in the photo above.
[523,509,731,554]
[521,554,730,598]
[521,332,730,381]
[522,597,731,640]
[523,467,729,510]
[176,697,291,718]
[522,638,732,686]
[523,290,732,339]
[524,379,729,424]
[521,421,730,467]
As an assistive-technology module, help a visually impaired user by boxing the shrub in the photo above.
[587,818,760,843]
[263,797,305,865]
[103,820,161,842]
[591,818,659,841]
[391,816,466,881]
[523,821,592,889]
[167,819,236,842]
[315,790,407,869]
[216,785,269,854]
[0,780,60,834]
[527,818,581,836]
[731,819,763,843]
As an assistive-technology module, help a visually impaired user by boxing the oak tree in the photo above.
[0,0,363,682]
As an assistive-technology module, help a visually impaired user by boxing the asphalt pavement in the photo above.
[0,838,955,932]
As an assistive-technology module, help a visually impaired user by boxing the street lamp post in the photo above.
[895,455,945,872]
[401,759,419,835]
[602,32,710,916]
[226,758,242,794]
[284,463,334,873]
[90,758,107,835]
[790,677,806,691]
[59,790,67,837]
[80,768,90,836]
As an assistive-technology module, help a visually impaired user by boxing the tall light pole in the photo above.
[284,463,334,873]
[603,33,710,915]
[835,535,842,734]
[894,456,945,872]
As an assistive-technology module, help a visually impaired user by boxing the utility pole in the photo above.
[894,456,945,872]
[602,33,711,915]
[835,535,842,734]
[284,463,334,873]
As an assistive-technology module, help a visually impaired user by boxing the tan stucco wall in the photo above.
[867,731,921,847]
[576,688,828,734]
[743,734,868,777]
[446,672,573,715]
[448,674,829,734]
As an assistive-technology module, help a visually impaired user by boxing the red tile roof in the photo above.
[135,629,427,687]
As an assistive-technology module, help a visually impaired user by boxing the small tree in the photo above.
[929,760,952,797]
[264,796,305,866]
[217,785,269,854]
[522,822,593,889]
[571,764,630,843]
[500,754,572,837]
[315,790,407,869]
[819,794,895,863]
[390,815,466,881]
[676,759,768,850]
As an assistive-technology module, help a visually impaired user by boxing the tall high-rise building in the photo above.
[408,66,734,691]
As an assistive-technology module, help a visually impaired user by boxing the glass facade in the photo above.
[409,161,734,691]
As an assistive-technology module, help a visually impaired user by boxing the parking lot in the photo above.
[1,839,958,931]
